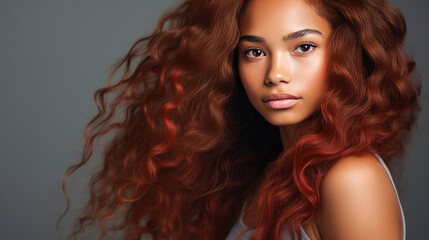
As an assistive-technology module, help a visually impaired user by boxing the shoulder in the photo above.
[314,153,403,240]
[322,153,391,191]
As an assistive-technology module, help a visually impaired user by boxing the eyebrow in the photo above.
[238,29,323,44]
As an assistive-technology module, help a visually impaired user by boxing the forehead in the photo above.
[239,0,330,36]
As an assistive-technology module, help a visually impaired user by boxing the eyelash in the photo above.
[295,42,318,54]
[243,42,318,58]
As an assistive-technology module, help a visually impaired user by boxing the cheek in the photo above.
[238,61,265,97]
[295,56,328,96]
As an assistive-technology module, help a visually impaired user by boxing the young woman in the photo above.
[62,0,420,239]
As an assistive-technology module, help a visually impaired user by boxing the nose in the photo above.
[265,51,292,86]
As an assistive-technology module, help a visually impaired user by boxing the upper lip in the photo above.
[262,93,300,102]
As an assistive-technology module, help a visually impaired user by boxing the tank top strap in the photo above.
[373,153,406,240]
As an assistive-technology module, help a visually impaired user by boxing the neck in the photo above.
[279,124,300,150]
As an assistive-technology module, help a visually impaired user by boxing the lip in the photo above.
[262,93,300,102]
[262,93,301,109]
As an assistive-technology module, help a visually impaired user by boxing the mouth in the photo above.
[262,93,301,109]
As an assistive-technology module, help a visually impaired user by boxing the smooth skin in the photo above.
[238,1,403,239]
[238,0,330,148]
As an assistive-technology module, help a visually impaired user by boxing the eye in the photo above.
[243,48,266,58]
[294,42,317,54]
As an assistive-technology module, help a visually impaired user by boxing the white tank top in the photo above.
[225,153,406,240]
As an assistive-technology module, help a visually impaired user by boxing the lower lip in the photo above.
[264,99,301,109]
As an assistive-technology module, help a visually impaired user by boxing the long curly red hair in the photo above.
[60,0,421,239]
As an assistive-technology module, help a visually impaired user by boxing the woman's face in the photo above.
[238,0,332,126]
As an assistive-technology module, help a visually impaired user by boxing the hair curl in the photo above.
[60,0,421,239]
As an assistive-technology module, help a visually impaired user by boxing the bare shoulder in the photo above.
[314,153,403,240]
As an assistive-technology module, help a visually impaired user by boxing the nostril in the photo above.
[264,78,275,86]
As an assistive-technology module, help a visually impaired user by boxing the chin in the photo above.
[257,108,317,127]
[261,115,304,127]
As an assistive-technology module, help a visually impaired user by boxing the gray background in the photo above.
[0,0,427,239]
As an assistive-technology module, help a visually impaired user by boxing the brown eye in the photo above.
[299,45,311,52]
[244,48,266,58]
[294,43,317,54]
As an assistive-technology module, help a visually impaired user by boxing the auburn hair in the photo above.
[60,0,420,239]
